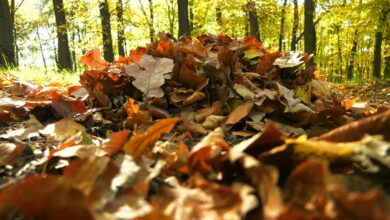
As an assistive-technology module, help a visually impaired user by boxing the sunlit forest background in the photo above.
[1,0,389,82]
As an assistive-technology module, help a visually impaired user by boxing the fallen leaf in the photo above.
[226,101,254,125]
[101,130,131,156]
[0,143,24,166]
[124,117,181,158]
[40,118,86,142]
[126,54,174,98]
[79,48,109,69]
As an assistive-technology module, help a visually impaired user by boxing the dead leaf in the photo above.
[40,118,86,142]
[101,130,131,156]
[126,54,174,98]
[0,143,24,166]
[79,48,109,69]
[124,117,181,158]
[226,101,254,125]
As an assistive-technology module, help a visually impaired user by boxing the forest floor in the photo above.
[0,35,390,219]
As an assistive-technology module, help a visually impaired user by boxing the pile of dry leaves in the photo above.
[0,33,389,220]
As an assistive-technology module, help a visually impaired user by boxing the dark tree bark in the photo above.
[99,0,114,62]
[148,0,155,42]
[247,1,261,41]
[347,30,358,80]
[53,0,72,70]
[117,0,125,57]
[278,0,287,51]
[291,0,298,51]
[304,0,316,67]
[373,31,383,79]
[189,0,193,33]
[178,0,190,36]
[216,5,223,31]
[385,54,390,79]
[0,0,16,67]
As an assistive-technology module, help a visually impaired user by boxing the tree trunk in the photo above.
[117,0,125,57]
[336,26,343,80]
[247,1,261,41]
[166,0,176,35]
[347,30,358,80]
[291,0,298,51]
[304,0,316,68]
[385,55,390,79]
[53,0,72,70]
[216,5,223,31]
[99,0,114,62]
[0,0,16,67]
[148,0,155,42]
[373,31,383,79]
[178,0,190,36]
[278,0,287,51]
[35,27,47,72]
[189,0,193,33]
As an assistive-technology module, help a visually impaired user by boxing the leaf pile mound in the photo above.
[0,33,389,220]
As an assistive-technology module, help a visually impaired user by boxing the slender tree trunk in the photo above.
[304,0,316,68]
[99,0,114,62]
[117,0,125,57]
[0,0,16,67]
[35,27,47,72]
[336,26,343,80]
[247,1,261,41]
[347,30,358,80]
[216,5,223,31]
[189,0,193,33]
[373,31,383,79]
[279,0,287,51]
[385,54,390,79]
[148,0,155,42]
[53,0,72,70]
[166,0,175,34]
[291,0,298,51]
[178,0,190,36]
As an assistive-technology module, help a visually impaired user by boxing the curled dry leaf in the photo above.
[317,109,390,142]
[40,118,86,142]
[124,117,181,159]
[226,101,254,125]
[79,48,109,69]
[101,130,131,156]
[126,54,174,98]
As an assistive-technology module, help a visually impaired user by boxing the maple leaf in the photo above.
[79,48,109,69]
[126,54,174,98]
[124,117,181,158]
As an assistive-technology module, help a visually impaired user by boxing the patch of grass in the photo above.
[0,67,82,85]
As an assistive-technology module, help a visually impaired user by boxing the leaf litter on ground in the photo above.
[0,33,389,219]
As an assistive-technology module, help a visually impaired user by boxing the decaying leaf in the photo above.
[226,101,254,125]
[126,54,174,98]
[124,117,181,158]
[79,48,109,69]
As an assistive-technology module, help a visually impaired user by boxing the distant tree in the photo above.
[178,0,190,36]
[373,8,389,79]
[0,0,15,67]
[291,0,298,51]
[99,0,114,62]
[278,0,287,51]
[53,0,72,70]
[117,0,125,57]
[165,0,176,35]
[247,1,260,41]
[149,0,155,41]
[304,0,316,67]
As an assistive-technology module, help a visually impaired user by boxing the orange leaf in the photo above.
[0,175,93,220]
[126,98,140,120]
[129,47,147,63]
[124,117,181,158]
[226,101,254,125]
[101,130,131,156]
[256,52,282,75]
[79,48,109,69]
[157,41,173,58]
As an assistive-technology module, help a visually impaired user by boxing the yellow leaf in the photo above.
[124,117,181,158]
